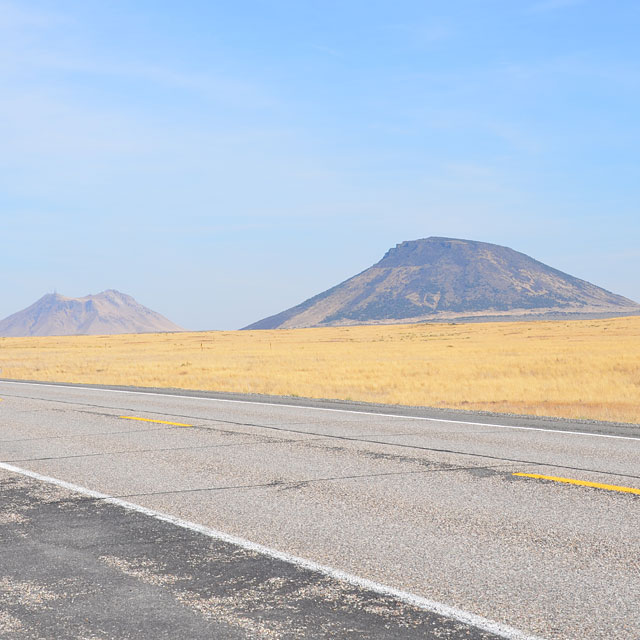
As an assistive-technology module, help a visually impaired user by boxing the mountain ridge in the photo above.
[244,237,640,329]
[0,290,183,336]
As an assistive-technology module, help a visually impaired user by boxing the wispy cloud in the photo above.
[310,44,344,58]
[0,0,68,28]
[0,0,278,112]
[386,22,454,47]
[527,0,585,13]
[501,54,640,90]
[0,34,278,112]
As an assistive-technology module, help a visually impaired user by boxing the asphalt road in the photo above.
[0,380,638,639]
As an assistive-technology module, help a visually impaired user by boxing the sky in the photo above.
[1,0,639,329]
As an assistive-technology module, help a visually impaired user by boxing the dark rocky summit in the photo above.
[245,237,640,329]
[0,289,183,336]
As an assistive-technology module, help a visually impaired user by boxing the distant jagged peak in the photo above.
[0,289,183,337]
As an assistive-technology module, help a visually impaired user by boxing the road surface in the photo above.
[0,380,638,639]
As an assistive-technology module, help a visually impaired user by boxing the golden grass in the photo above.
[1,316,639,424]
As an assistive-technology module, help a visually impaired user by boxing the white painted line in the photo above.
[2,379,639,442]
[0,460,543,640]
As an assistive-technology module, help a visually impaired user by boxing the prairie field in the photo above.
[1,316,639,424]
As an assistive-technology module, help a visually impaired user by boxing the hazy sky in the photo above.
[2,0,639,329]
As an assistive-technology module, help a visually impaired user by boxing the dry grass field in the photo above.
[1,315,639,424]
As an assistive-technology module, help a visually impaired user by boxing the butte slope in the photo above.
[0,289,183,336]
[245,237,640,329]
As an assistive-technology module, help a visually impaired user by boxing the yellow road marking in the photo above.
[513,472,640,495]
[119,416,193,427]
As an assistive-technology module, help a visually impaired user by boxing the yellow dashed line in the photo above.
[119,416,193,427]
[513,472,640,495]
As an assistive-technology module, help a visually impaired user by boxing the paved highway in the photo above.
[0,380,638,639]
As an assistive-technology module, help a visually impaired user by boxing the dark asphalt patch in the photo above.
[0,473,505,639]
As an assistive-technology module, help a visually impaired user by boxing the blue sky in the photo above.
[2,0,639,329]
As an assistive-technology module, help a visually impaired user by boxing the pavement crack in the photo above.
[109,464,509,499]
[3,391,639,481]
[0,425,182,444]
[0,439,311,464]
